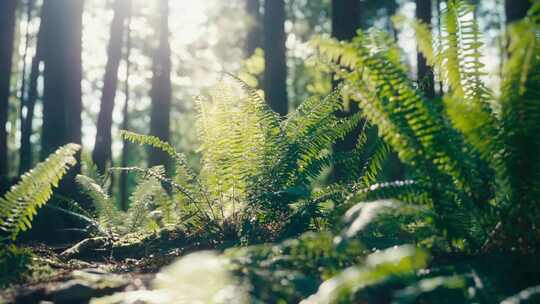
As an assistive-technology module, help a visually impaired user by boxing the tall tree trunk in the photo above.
[245,0,262,57]
[41,0,83,158]
[263,0,288,116]
[149,0,172,172]
[332,0,360,41]
[0,0,17,182]
[505,0,531,23]
[93,0,129,174]
[19,28,43,174]
[41,0,84,200]
[416,0,435,99]
[19,0,41,175]
[18,1,33,156]
[331,0,362,182]
[120,0,133,211]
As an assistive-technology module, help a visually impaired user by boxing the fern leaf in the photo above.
[0,144,80,240]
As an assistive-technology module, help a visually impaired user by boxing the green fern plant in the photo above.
[0,144,80,240]
[76,167,174,236]
[120,75,389,242]
[314,0,540,252]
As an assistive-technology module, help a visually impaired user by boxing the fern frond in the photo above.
[120,130,180,161]
[76,175,120,229]
[125,176,165,233]
[498,14,540,227]
[0,144,80,240]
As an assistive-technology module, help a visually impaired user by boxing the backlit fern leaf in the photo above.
[0,144,80,240]
[76,175,120,230]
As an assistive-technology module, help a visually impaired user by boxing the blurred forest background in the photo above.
[0,0,531,227]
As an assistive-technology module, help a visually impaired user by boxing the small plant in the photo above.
[76,167,175,237]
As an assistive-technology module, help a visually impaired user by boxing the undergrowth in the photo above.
[2,1,540,303]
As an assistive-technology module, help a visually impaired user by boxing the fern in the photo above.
[120,74,386,240]
[314,0,540,252]
[0,144,80,240]
[77,165,178,236]
[76,175,120,230]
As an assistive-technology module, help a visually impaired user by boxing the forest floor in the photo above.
[1,245,166,304]
[1,228,217,304]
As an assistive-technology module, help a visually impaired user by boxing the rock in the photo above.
[48,280,97,303]
[11,269,130,304]
[13,287,46,304]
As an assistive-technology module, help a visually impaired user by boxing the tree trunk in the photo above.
[20,0,42,174]
[505,0,531,23]
[18,0,33,167]
[41,0,84,200]
[41,0,83,158]
[0,0,17,182]
[416,0,435,99]
[149,0,172,172]
[332,0,360,41]
[263,0,288,116]
[245,0,262,57]
[120,1,133,211]
[331,0,361,182]
[93,0,129,174]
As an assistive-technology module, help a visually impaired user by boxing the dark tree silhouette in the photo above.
[0,0,17,182]
[416,0,435,99]
[41,0,83,159]
[506,0,531,23]
[263,0,288,116]
[19,0,41,174]
[120,0,133,211]
[19,14,44,174]
[331,0,361,182]
[332,0,360,41]
[93,0,130,174]
[40,0,84,202]
[149,0,172,172]
[245,0,262,57]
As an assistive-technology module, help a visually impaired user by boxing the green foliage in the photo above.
[0,144,80,240]
[225,232,364,302]
[304,245,430,303]
[95,195,538,304]
[313,0,540,253]
[0,245,34,288]
[76,175,119,229]
[120,76,384,242]
[76,168,174,236]
[90,201,467,304]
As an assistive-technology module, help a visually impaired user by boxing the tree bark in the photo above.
[505,0,531,23]
[93,0,129,174]
[120,1,133,211]
[149,0,172,172]
[18,0,33,167]
[245,0,262,57]
[41,0,84,201]
[41,0,83,158]
[263,0,288,116]
[0,0,17,182]
[20,0,43,174]
[416,0,435,99]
